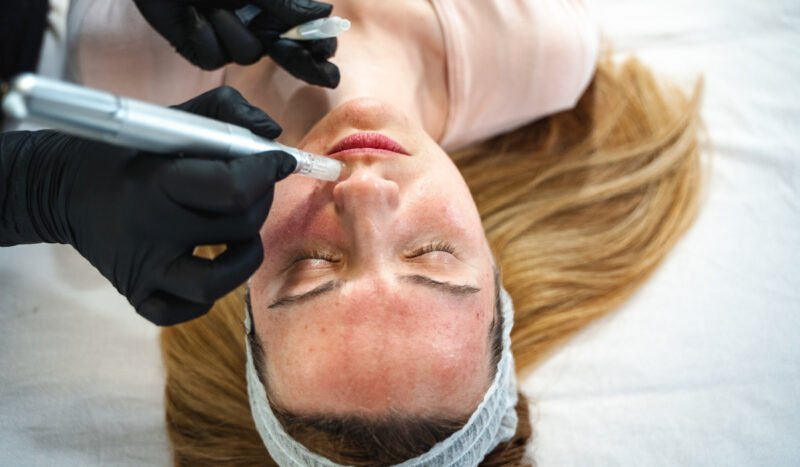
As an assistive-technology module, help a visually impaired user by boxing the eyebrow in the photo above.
[268,280,343,309]
[267,276,481,309]
[398,274,482,296]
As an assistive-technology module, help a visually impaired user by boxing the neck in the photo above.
[230,2,447,147]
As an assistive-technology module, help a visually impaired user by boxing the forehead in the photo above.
[255,275,496,418]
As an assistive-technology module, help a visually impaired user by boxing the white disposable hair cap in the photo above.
[244,287,518,466]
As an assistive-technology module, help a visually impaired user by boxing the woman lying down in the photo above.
[154,1,702,465]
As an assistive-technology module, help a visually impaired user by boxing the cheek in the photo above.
[262,178,316,239]
[259,181,342,258]
[403,184,482,245]
[250,184,331,312]
[404,152,484,235]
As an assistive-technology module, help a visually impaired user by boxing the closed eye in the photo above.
[283,248,342,274]
[407,241,456,258]
[292,249,340,264]
[288,242,457,269]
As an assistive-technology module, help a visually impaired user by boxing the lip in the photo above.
[327,132,410,157]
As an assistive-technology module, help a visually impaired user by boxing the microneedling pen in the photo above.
[1,74,344,182]
[235,5,351,40]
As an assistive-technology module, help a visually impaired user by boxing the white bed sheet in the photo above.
[523,0,800,465]
[1,0,798,465]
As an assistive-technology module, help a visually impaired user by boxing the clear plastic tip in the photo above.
[287,149,344,182]
[235,5,350,41]
[281,17,351,40]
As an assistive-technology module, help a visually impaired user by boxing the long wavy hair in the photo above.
[160,57,703,466]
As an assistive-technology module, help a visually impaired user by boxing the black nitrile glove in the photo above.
[0,86,297,325]
[133,0,340,87]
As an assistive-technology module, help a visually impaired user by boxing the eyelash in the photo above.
[293,241,456,263]
[293,249,339,264]
[408,241,456,258]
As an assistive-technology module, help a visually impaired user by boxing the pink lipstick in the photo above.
[328,132,409,156]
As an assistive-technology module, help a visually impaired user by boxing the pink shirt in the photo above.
[66,0,224,105]
[430,0,598,149]
[69,0,597,149]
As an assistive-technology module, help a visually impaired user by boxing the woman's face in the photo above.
[249,98,496,419]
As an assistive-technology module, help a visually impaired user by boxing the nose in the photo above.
[333,167,400,238]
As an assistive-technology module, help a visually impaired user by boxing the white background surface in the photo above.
[1,0,798,465]
[524,0,800,465]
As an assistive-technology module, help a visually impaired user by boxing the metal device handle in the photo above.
[1,74,343,181]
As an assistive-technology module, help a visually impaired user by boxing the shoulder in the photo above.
[68,0,224,104]
[432,0,599,151]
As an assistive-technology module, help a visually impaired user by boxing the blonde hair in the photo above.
[161,57,702,466]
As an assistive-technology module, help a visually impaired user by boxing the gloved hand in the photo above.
[0,87,296,325]
[133,0,340,88]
